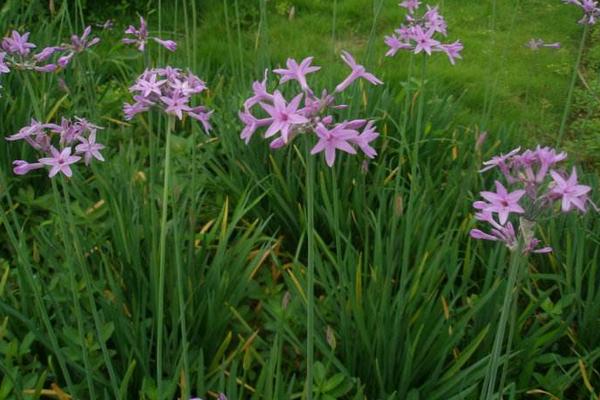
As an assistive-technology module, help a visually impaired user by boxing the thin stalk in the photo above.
[412,55,428,176]
[331,0,338,54]
[498,285,519,396]
[331,168,342,262]
[392,53,415,200]
[157,117,175,397]
[305,145,316,400]
[480,250,524,400]
[174,215,190,399]
[557,25,589,145]
[234,0,246,83]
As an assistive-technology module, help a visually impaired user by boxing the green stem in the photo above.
[305,146,316,400]
[480,249,524,400]
[412,55,428,179]
[157,117,174,397]
[557,25,589,145]
[331,0,338,54]
[498,283,519,396]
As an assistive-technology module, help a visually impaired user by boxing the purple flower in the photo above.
[34,64,58,73]
[130,71,167,97]
[563,0,600,24]
[470,221,517,249]
[5,119,47,141]
[153,38,178,52]
[161,91,192,120]
[335,51,383,93]
[123,17,149,51]
[437,41,463,65]
[412,26,440,55]
[70,26,101,53]
[535,146,567,182]
[12,160,44,175]
[244,69,273,109]
[75,131,105,165]
[33,46,63,62]
[423,5,448,35]
[125,67,212,127]
[351,120,379,158]
[273,57,321,92]
[239,110,272,143]
[58,52,74,68]
[123,16,178,52]
[240,55,379,167]
[479,181,526,224]
[399,0,421,12]
[124,101,149,120]
[523,238,553,254]
[189,106,214,132]
[7,117,105,178]
[310,123,359,167]
[38,147,81,178]
[384,35,412,57]
[480,147,521,174]
[385,3,462,64]
[471,145,593,255]
[261,91,309,143]
[2,31,36,56]
[549,168,591,212]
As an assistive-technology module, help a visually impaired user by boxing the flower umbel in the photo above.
[0,27,99,76]
[384,2,463,64]
[470,146,593,254]
[124,67,212,130]
[6,117,105,178]
[563,0,600,24]
[239,52,382,167]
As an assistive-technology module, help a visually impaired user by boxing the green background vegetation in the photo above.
[1,0,599,399]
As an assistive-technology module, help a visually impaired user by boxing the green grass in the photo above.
[194,0,583,134]
[1,0,600,399]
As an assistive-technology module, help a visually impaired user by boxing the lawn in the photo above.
[1,0,599,399]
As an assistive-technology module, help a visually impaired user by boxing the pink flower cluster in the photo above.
[124,67,212,131]
[122,17,177,52]
[384,1,463,64]
[0,27,99,75]
[563,0,600,24]
[470,146,593,254]
[239,52,382,167]
[5,117,105,178]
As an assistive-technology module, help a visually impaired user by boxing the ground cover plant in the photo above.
[1,0,599,399]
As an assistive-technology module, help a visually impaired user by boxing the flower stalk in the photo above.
[305,142,317,400]
[480,246,524,400]
[157,116,174,394]
[557,24,589,145]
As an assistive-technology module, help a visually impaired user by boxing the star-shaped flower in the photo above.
[550,168,591,212]
[479,181,526,224]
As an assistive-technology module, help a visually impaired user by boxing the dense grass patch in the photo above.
[1,1,599,399]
